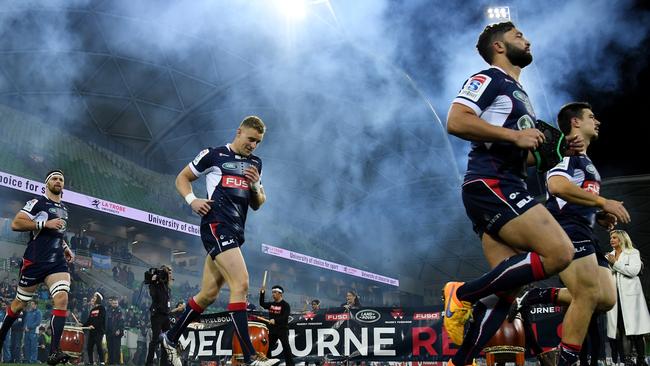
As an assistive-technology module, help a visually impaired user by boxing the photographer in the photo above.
[145,265,173,366]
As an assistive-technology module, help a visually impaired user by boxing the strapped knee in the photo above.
[16,288,36,302]
[49,280,71,298]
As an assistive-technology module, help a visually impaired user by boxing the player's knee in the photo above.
[199,288,219,304]
[16,288,36,303]
[544,246,573,275]
[229,279,249,297]
[596,291,616,312]
[50,280,70,308]
[53,293,69,309]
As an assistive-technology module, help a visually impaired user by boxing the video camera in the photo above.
[143,266,169,285]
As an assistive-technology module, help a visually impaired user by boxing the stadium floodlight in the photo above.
[275,0,307,20]
[172,250,187,256]
[485,6,511,21]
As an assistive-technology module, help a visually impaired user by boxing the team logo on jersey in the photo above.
[513,90,535,115]
[193,149,210,165]
[23,199,38,212]
[222,162,238,170]
[516,115,535,130]
[459,74,492,102]
[49,208,58,214]
[586,164,597,175]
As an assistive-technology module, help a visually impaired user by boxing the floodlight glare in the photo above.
[276,0,307,20]
[485,6,511,21]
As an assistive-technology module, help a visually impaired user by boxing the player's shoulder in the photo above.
[468,67,506,82]
[22,197,43,212]
[192,146,222,164]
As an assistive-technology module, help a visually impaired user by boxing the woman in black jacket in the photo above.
[82,292,105,365]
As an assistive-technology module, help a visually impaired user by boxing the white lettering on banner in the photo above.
[318,328,341,357]
[179,333,195,356]
[197,331,215,357]
[269,327,394,358]
[374,328,396,356]
[262,243,399,287]
[0,169,199,237]
[345,328,368,356]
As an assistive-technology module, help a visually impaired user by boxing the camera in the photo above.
[144,266,169,285]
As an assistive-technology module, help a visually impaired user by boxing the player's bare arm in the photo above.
[548,175,630,224]
[244,165,266,210]
[176,166,213,216]
[11,212,65,231]
[447,103,545,149]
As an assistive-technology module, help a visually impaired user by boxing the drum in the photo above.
[232,321,269,365]
[60,326,85,359]
[483,317,526,366]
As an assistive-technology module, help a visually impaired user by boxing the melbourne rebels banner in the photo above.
[180,306,565,362]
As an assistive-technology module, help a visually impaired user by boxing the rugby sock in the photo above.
[228,302,256,363]
[451,295,512,366]
[521,287,560,306]
[50,309,67,353]
[456,252,546,303]
[521,311,544,355]
[580,314,601,366]
[558,341,582,366]
[0,305,19,343]
[167,296,204,343]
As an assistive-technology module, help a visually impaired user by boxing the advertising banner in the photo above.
[181,306,565,362]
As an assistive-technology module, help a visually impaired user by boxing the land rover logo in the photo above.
[513,90,535,115]
[355,309,380,323]
[222,162,238,170]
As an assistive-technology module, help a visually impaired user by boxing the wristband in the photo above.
[62,243,69,250]
[36,220,44,230]
[250,181,261,192]
[184,192,197,205]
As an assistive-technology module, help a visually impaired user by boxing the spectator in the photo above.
[127,267,135,289]
[106,297,124,365]
[10,310,24,362]
[606,230,650,366]
[23,300,42,364]
[0,300,12,362]
[37,326,49,363]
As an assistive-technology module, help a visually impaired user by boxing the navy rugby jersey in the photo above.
[545,155,601,229]
[189,144,262,240]
[20,196,68,265]
[453,67,537,183]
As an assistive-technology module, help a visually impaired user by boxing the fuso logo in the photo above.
[222,175,249,189]
[583,180,600,195]
[326,313,350,321]
[413,312,440,320]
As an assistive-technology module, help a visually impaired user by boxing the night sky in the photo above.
[574,13,650,178]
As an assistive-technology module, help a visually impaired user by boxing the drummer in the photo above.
[81,292,105,365]
[259,285,293,366]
